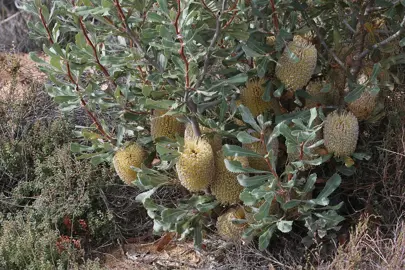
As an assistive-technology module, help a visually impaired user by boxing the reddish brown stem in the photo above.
[78,18,116,88]
[270,0,279,33]
[260,132,279,179]
[66,62,113,141]
[299,142,304,160]
[201,0,216,17]
[38,7,54,45]
[175,0,190,88]
[222,10,238,30]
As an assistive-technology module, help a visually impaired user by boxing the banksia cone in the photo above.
[113,143,146,185]
[275,36,318,91]
[347,90,378,121]
[324,111,359,157]
[150,110,185,140]
[266,36,276,46]
[211,150,249,205]
[176,139,214,192]
[240,78,281,117]
[216,208,245,242]
[184,123,222,152]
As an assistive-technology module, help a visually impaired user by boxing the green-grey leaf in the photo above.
[236,131,261,144]
[277,220,293,233]
[237,174,272,188]
[316,173,341,200]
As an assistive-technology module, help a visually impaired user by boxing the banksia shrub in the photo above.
[216,208,245,242]
[113,143,145,185]
[176,139,214,192]
[347,90,378,121]
[24,0,397,255]
[240,78,280,117]
[324,111,359,157]
[211,150,248,205]
[184,123,222,152]
[275,36,318,91]
[150,110,185,140]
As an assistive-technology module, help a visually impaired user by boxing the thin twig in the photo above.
[0,11,21,26]
[195,1,226,89]
[66,62,113,141]
[38,8,54,45]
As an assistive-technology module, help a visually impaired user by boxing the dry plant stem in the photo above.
[38,7,54,45]
[66,62,112,141]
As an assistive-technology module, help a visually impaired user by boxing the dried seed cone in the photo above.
[240,78,280,117]
[151,110,185,140]
[211,150,248,205]
[176,139,214,192]
[275,36,318,91]
[216,208,245,242]
[347,90,378,121]
[113,143,146,185]
[324,111,359,157]
[184,123,222,152]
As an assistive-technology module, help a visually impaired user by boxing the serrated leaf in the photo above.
[302,173,317,193]
[162,208,187,223]
[316,173,341,200]
[277,220,293,233]
[223,144,263,158]
[258,225,276,251]
[237,174,272,187]
[236,131,261,144]
[136,188,158,203]
[257,57,269,78]
[157,0,169,14]
[254,200,271,221]
[238,105,261,132]
[225,159,269,174]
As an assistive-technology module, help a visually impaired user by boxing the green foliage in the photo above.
[23,0,404,252]
[0,211,105,270]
